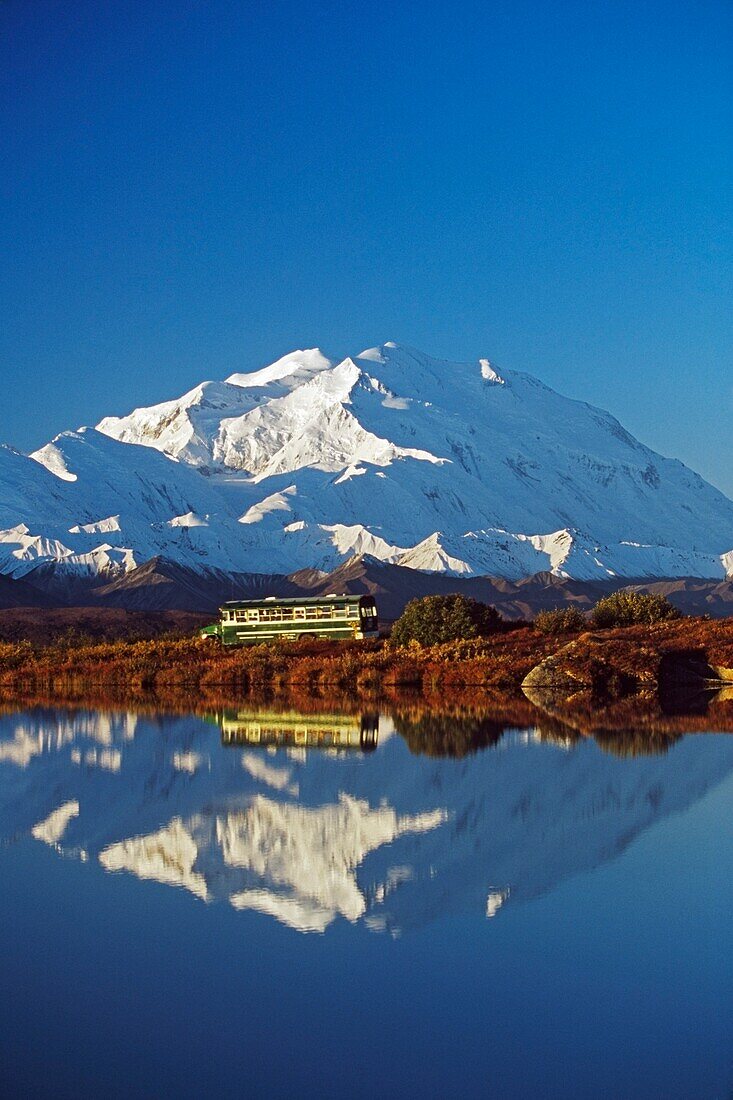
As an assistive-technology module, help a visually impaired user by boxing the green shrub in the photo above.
[534,607,587,635]
[591,590,681,628]
[390,594,501,647]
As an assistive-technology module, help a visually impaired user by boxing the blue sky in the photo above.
[2,0,731,493]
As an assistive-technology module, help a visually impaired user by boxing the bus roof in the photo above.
[220,593,374,609]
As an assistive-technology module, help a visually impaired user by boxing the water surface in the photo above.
[1,705,731,1098]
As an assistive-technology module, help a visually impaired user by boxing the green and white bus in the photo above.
[198,593,379,646]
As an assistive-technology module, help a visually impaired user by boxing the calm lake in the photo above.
[0,704,731,1098]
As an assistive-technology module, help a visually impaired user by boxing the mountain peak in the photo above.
[3,341,733,584]
[357,341,402,362]
[226,348,333,389]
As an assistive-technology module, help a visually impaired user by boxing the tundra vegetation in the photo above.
[590,590,680,627]
[389,594,502,646]
[533,607,587,635]
[0,614,731,704]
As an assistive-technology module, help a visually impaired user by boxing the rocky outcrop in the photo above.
[522,631,733,701]
[522,633,639,698]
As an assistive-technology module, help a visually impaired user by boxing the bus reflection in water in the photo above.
[216,710,379,753]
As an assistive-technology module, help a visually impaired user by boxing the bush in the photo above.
[591,590,681,628]
[390,594,502,647]
[534,607,587,635]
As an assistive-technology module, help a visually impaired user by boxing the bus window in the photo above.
[235,610,247,623]
[318,606,332,619]
[305,607,317,620]
[246,610,259,622]
[333,606,346,618]
[294,607,305,620]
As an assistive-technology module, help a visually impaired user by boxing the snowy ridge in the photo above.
[0,342,731,581]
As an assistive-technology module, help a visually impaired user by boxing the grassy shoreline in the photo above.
[1,617,732,700]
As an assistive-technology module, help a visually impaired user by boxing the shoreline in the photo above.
[2,616,732,695]
[1,617,732,755]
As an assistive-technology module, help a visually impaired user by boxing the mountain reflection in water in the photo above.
[1,703,732,935]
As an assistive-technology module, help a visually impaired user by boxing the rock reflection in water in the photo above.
[523,678,733,758]
[1,702,732,935]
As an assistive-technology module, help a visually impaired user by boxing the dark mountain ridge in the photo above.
[3,554,731,622]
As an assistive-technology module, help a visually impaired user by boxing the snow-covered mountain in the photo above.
[3,707,733,934]
[3,342,733,583]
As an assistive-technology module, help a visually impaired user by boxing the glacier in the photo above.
[0,341,731,582]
